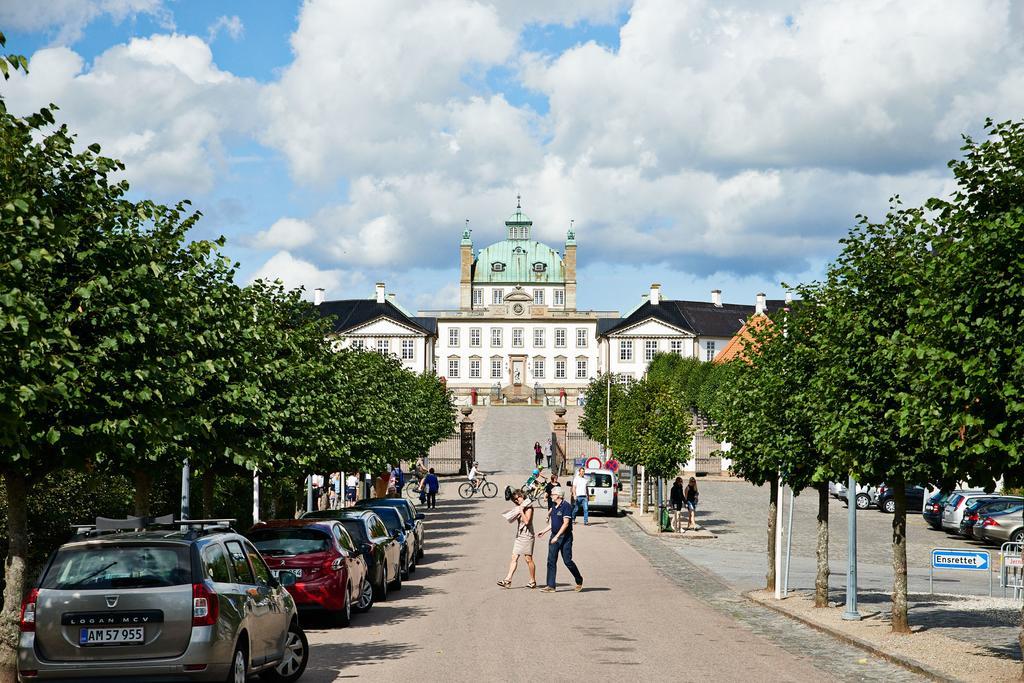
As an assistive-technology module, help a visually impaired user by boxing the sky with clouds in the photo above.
[3,0,1023,313]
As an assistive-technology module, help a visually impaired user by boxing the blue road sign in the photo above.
[931,548,990,571]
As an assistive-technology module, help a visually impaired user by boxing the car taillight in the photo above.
[19,588,38,632]
[967,513,978,522]
[326,557,344,572]
[192,583,219,627]
[981,517,999,528]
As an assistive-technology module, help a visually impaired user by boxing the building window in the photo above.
[705,341,716,361]
[473,288,483,307]
[533,358,545,379]
[512,328,524,348]
[553,289,565,306]
[532,262,547,273]
[491,358,503,379]
[492,289,504,304]
[619,340,634,362]
[401,340,414,360]
[351,339,364,350]
[377,339,390,356]
[616,372,634,385]
[670,340,683,355]
[470,327,481,347]
[469,358,481,379]
[448,358,460,377]
[555,359,567,379]
[576,328,587,348]
[645,340,658,361]
[449,328,459,347]
[576,359,588,379]
[490,327,502,347]
[555,328,566,348]
[491,262,506,272]
[533,289,544,305]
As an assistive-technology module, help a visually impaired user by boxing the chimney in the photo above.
[387,293,396,305]
[375,282,386,304]
[650,283,661,306]
[711,289,722,307]
[313,288,325,306]
[755,292,766,315]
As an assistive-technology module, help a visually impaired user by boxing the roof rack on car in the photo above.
[72,515,237,537]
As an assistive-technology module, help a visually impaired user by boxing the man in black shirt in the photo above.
[537,486,583,592]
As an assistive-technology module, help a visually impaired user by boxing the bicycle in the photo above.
[403,478,424,501]
[459,475,497,499]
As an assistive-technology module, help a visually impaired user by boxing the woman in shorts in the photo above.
[684,477,700,530]
[497,489,537,589]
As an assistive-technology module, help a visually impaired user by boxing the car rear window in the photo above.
[589,473,613,488]
[339,520,367,542]
[248,528,331,556]
[375,508,402,532]
[42,544,191,590]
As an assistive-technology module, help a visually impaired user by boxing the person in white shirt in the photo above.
[571,467,590,526]
[468,462,484,491]
[345,473,358,506]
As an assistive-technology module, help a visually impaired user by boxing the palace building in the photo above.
[315,200,783,402]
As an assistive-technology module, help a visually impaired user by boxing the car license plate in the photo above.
[271,569,302,579]
[79,626,144,646]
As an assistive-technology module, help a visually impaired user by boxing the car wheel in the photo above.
[855,493,870,510]
[400,551,410,580]
[227,644,247,683]
[883,499,896,514]
[335,585,351,627]
[1012,529,1024,544]
[262,622,308,683]
[390,558,403,590]
[417,541,424,560]
[355,576,374,612]
[375,564,389,602]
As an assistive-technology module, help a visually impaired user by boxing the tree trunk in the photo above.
[891,483,910,633]
[0,471,30,682]
[202,470,216,518]
[767,479,778,592]
[133,468,152,517]
[815,483,830,607]
[630,466,638,506]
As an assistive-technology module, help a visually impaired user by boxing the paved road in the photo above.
[299,469,920,681]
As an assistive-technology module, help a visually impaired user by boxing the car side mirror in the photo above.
[278,572,297,587]
[416,513,425,521]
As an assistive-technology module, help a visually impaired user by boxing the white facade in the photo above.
[330,316,435,374]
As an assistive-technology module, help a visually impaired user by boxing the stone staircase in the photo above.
[473,405,552,475]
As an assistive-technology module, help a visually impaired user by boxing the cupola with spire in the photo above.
[505,194,532,240]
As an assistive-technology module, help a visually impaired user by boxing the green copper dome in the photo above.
[473,239,564,284]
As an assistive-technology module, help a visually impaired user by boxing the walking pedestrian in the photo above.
[497,489,537,589]
[390,463,405,495]
[684,477,700,531]
[423,468,440,509]
[544,473,559,510]
[537,486,583,592]
[534,441,543,468]
[571,467,590,525]
[669,477,684,532]
[345,473,358,507]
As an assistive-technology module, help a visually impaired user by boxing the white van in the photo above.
[584,468,620,515]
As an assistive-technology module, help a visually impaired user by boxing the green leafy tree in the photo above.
[811,205,934,633]
[580,372,626,449]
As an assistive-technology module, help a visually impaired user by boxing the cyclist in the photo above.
[468,461,484,491]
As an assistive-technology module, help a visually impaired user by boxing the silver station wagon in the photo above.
[18,517,309,683]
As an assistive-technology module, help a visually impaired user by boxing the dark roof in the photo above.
[410,316,438,334]
[596,318,620,335]
[315,299,433,336]
[599,299,788,338]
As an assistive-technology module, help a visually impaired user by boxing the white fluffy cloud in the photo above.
[207,15,244,43]
[4,35,259,195]
[250,218,317,250]
[248,250,363,300]
[0,0,171,44]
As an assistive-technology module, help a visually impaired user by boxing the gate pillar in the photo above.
[459,405,475,475]
[552,406,568,475]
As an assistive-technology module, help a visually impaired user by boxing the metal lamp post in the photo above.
[843,474,862,620]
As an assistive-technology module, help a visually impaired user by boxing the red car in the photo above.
[247,519,371,626]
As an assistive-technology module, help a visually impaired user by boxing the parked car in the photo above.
[583,468,620,515]
[247,519,370,626]
[941,492,1001,532]
[837,483,879,510]
[18,516,308,682]
[959,498,1024,539]
[363,506,416,580]
[876,485,926,514]
[302,509,402,599]
[923,491,953,529]
[354,497,425,560]
[974,505,1024,545]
